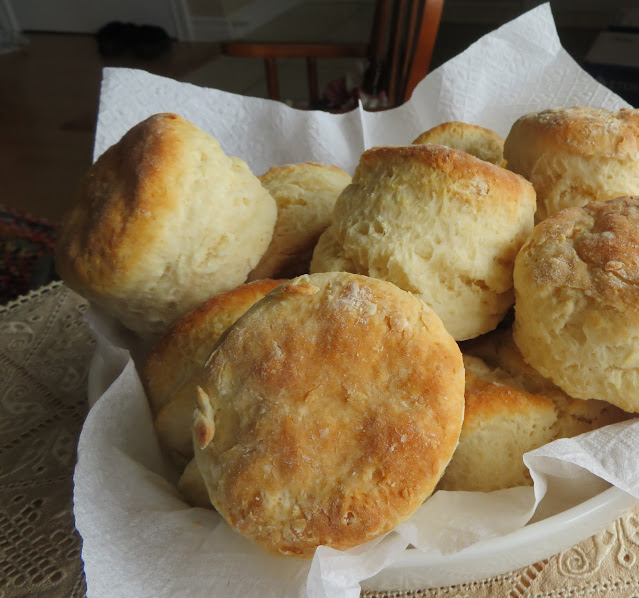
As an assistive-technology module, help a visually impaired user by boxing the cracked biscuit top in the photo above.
[55,113,277,337]
[310,144,536,340]
[192,271,465,557]
[513,195,639,413]
[504,106,639,221]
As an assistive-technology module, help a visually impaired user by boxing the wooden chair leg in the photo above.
[388,0,408,107]
[403,0,444,102]
[401,0,422,92]
[307,57,319,105]
[265,57,279,101]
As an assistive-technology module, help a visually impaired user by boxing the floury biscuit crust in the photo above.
[248,162,351,280]
[193,272,465,557]
[413,121,506,166]
[55,113,277,337]
[514,196,639,413]
[311,144,536,340]
[504,106,639,221]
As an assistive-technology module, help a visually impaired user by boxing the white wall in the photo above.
[187,0,303,41]
[11,0,179,36]
[9,0,302,41]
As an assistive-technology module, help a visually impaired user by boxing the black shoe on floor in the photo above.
[96,21,172,60]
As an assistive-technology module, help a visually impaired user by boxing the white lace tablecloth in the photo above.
[2,281,639,597]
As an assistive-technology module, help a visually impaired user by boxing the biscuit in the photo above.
[143,278,284,465]
[193,272,465,557]
[310,144,536,340]
[55,113,277,337]
[438,355,557,492]
[413,121,506,166]
[461,328,630,439]
[461,327,561,395]
[553,392,631,439]
[513,196,639,413]
[248,162,351,280]
[504,106,639,221]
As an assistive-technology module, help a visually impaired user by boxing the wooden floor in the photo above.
[0,33,220,224]
[0,8,602,226]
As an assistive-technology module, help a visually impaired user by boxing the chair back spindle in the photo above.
[221,0,444,110]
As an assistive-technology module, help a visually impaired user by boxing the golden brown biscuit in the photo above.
[439,355,557,492]
[461,327,561,395]
[441,349,630,492]
[553,393,632,438]
[462,328,631,436]
[193,272,465,557]
[143,278,285,466]
[55,113,277,337]
[413,121,506,166]
[513,196,639,413]
[504,106,639,221]
[248,162,351,280]
[310,144,536,340]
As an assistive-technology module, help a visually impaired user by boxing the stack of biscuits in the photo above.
[55,107,639,558]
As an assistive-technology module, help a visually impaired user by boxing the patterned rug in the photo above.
[0,206,58,304]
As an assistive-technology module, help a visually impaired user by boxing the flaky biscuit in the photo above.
[513,196,639,413]
[439,355,557,492]
[461,327,562,395]
[248,162,351,280]
[55,113,277,337]
[504,106,639,221]
[143,278,284,465]
[413,121,506,166]
[461,327,630,435]
[310,144,536,340]
[553,393,631,438]
[193,272,465,557]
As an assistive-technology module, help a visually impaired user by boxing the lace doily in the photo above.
[1,281,639,597]
[0,282,92,598]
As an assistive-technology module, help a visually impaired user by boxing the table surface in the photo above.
[2,281,639,598]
